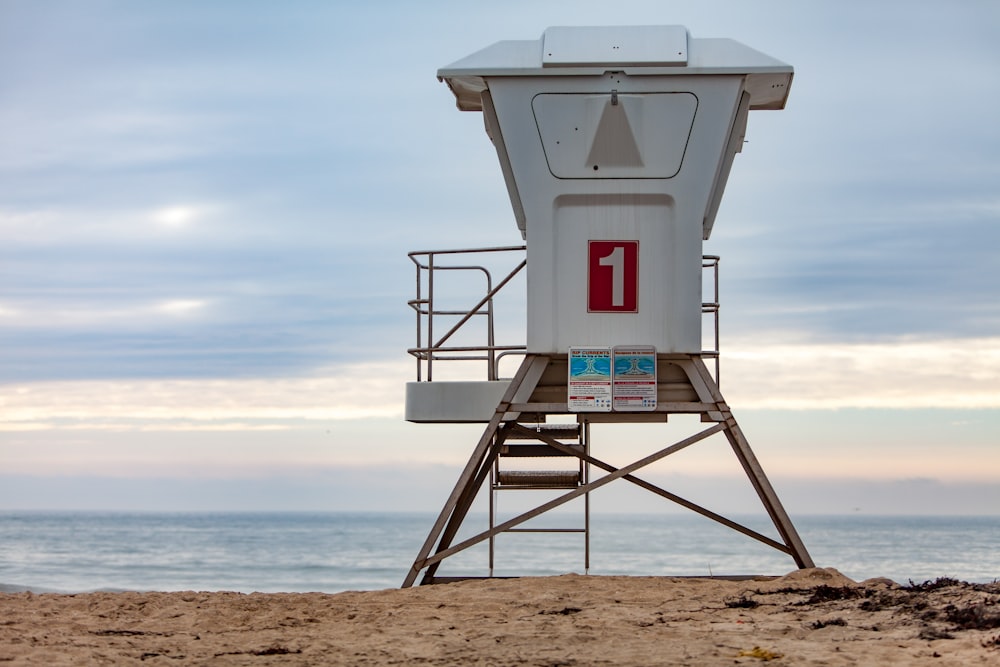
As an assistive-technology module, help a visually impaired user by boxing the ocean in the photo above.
[1,512,997,594]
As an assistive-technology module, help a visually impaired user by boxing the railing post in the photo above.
[414,255,423,382]
[427,252,435,382]
[486,273,496,381]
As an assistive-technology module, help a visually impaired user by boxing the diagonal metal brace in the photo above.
[505,422,791,555]
[422,422,725,569]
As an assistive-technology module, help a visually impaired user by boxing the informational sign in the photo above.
[588,240,638,312]
[567,347,612,412]
[612,345,657,411]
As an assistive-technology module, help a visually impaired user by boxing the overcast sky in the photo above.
[1,0,998,517]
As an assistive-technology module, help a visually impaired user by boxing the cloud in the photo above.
[0,361,413,431]
[723,337,1000,409]
[0,297,215,329]
[151,205,208,230]
[154,299,209,316]
[2,337,998,434]
[0,203,222,245]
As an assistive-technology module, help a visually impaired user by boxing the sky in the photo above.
[1,0,999,517]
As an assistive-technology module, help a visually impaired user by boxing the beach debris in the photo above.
[856,578,1000,639]
[539,607,582,616]
[213,645,302,657]
[92,629,165,637]
[944,600,1000,631]
[918,626,955,641]
[905,577,962,592]
[810,617,847,629]
[139,651,182,660]
[726,595,760,609]
[251,646,303,656]
[747,577,1000,643]
[798,585,865,605]
[736,646,783,661]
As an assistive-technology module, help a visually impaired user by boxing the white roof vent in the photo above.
[541,25,688,67]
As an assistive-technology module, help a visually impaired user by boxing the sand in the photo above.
[2,568,998,665]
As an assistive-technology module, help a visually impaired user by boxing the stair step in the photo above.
[499,443,583,457]
[503,423,580,440]
[496,470,581,487]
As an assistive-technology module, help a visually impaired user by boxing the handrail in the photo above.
[407,246,721,385]
[407,246,527,382]
[430,259,526,352]
[702,255,721,384]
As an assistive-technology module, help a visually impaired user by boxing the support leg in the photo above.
[421,427,506,584]
[683,356,815,569]
[402,355,549,587]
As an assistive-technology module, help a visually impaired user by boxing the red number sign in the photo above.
[588,240,638,312]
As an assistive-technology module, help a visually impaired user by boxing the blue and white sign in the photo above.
[568,347,612,412]
[612,346,657,412]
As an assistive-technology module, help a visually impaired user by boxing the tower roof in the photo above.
[438,26,793,112]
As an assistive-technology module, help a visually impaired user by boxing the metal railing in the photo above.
[408,246,527,382]
[702,255,721,383]
[408,246,722,384]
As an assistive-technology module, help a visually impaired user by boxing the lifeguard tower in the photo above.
[403,26,814,587]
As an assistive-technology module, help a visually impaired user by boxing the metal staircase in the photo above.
[490,422,589,575]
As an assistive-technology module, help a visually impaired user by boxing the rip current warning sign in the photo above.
[612,346,657,412]
[567,347,612,412]
[568,346,657,412]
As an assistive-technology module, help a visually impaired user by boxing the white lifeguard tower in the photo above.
[403,26,813,587]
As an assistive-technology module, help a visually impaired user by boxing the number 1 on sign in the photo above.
[598,246,625,307]
[587,240,638,313]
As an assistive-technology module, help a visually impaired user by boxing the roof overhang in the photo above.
[439,26,793,112]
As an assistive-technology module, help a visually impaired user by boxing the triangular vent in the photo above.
[586,98,644,169]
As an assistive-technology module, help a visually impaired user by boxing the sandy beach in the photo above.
[1,568,997,665]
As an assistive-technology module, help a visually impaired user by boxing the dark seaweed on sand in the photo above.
[725,595,760,609]
[904,577,962,592]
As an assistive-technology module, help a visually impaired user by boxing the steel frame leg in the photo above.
[402,356,548,587]
[677,355,814,568]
